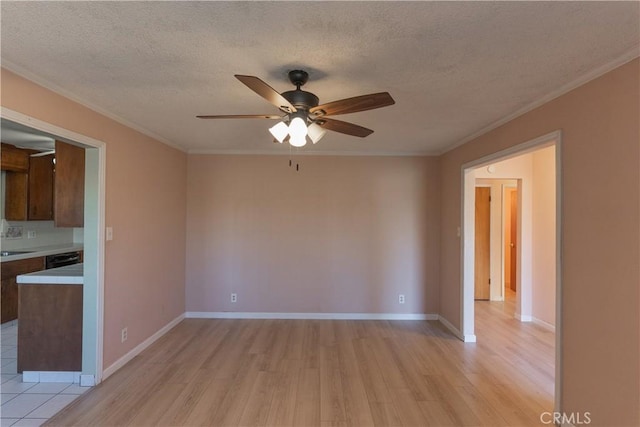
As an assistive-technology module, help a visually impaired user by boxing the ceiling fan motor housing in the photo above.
[281,69,319,115]
[281,89,319,111]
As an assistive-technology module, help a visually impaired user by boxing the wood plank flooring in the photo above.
[46,297,554,426]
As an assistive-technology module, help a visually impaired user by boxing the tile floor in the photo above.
[1,322,89,427]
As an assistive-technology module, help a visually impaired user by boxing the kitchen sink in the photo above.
[0,250,34,257]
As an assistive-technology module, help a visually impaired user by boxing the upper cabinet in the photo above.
[3,143,33,220]
[28,154,55,220]
[5,171,29,220]
[1,141,84,227]
[54,140,85,228]
[1,143,29,172]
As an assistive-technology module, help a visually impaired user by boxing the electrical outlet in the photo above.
[5,226,23,239]
[27,230,36,239]
[399,294,406,304]
[231,293,237,303]
[121,327,128,343]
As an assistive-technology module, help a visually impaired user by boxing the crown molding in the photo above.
[1,60,187,153]
[441,44,640,155]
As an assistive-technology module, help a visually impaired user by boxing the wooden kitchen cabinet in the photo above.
[28,154,55,220]
[1,143,29,172]
[18,284,83,372]
[0,257,45,324]
[2,144,54,221]
[2,141,83,225]
[5,171,29,220]
[54,140,84,227]
[4,155,54,221]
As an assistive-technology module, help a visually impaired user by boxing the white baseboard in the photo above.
[23,371,81,383]
[436,316,476,342]
[185,312,438,321]
[80,374,95,387]
[463,334,477,342]
[102,313,185,380]
[532,317,556,332]
[515,312,533,322]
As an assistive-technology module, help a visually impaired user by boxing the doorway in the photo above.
[475,181,522,303]
[1,107,105,385]
[461,130,561,412]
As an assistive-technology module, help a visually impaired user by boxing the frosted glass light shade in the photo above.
[288,117,308,140]
[289,134,307,147]
[269,121,289,143]
[307,123,327,144]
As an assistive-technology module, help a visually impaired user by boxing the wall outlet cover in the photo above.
[6,226,23,239]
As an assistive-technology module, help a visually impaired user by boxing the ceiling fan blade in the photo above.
[196,114,283,119]
[309,92,395,117]
[316,118,374,138]
[235,75,297,113]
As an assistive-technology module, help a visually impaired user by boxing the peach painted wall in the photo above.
[0,69,188,369]
[186,155,440,315]
[439,59,639,424]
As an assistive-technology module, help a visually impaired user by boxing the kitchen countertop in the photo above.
[0,243,83,262]
[17,263,83,285]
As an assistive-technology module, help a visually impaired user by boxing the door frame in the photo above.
[460,130,562,413]
[502,183,518,297]
[1,107,106,385]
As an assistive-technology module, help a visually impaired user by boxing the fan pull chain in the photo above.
[295,147,300,172]
[286,145,300,171]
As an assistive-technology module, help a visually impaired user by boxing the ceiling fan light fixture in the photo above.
[288,116,308,141]
[307,122,327,144]
[269,121,289,143]
[289,134,307,147]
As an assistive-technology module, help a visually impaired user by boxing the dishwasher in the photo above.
[45,251,81,269]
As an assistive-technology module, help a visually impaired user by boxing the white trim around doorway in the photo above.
[460,129,562,415]
[1,107,106,385]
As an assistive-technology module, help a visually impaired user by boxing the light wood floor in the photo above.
[47,297,554,426]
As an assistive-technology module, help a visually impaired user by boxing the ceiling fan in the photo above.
[197,70,395,147]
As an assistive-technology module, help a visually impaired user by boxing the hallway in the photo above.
[475,289,555,404]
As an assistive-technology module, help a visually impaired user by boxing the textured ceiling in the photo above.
[1,2,638,155]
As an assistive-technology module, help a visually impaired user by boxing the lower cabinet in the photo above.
[0,257,45,324]
[18,284,83,372]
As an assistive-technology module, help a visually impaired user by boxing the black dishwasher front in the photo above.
[45,251,81,269]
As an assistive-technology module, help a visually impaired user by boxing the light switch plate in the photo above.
[106,227,113,241]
